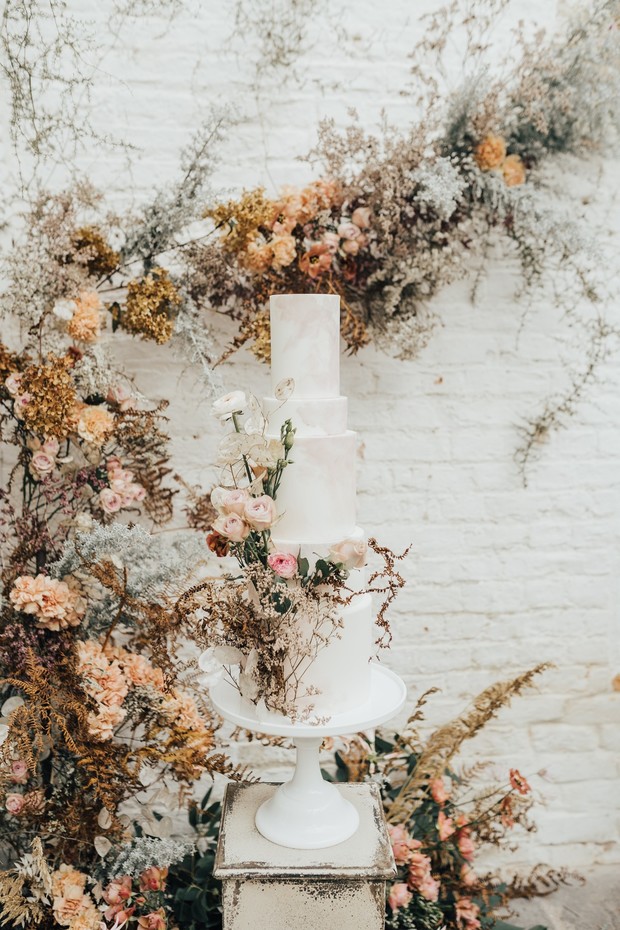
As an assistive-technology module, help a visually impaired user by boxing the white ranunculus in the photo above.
[212,390,247,420]
[52,298,77,321]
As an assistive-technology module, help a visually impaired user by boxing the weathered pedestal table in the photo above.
[211,664,406,930]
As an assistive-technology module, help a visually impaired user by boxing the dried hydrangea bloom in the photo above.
[9,575,85,631]
[474,134,507,170]
[19,356,78,440]
[122,269,180,344]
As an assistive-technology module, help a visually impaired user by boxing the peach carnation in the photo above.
[9,574,85,631]
[162,689,204,731]
[67,296,102,344]
[245,239,273,273]
[502,154,526,187]
[120,652,165,690]
[437,810,456,841]
[76,404,114,445]
[474,134,507,170]
[430,776,450,804]
[271,234,297,269]
[52,864,91,927]
[87,704,126,741]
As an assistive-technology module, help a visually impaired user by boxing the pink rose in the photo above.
[5,793,24,815]
[139,865,168,892]
[14,393,31,416]
[30,451,55,477]
[268,552,298,579]
[212,513,250,542]
[243,495,277,530]
[387,823,420,865]
[337,222,361,240]
[212,487,250,516]
[418,876,440,902]
[10,760,29,784]
[455,896,481,929]
[461,864,478,887]
[388,882,412,912]
[100,488,123,513]
[328,537,367,570]
[107,383,135,411]
[351,206,371,228]
[437,810,455,841]
[137,910,167,930]
[430,777,450,804]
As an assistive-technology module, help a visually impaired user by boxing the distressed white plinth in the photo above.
[214,782,396,930]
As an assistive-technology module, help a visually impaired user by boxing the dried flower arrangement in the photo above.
[0,283,242,928]
[170,664,571,930]
[182,387,406,720]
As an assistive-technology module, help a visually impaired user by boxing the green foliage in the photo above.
[167,788,223,930]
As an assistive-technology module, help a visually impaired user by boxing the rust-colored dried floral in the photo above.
[207,188,275,252]
[70,226,120,278]
[245,309,272,364]
[122,269,181,344]
[20,356,78,439]
[474,134,507,170]
[0,343,19,382]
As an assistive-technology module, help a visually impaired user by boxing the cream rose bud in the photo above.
[211,390,247,420]
[5,373,22,395]
[351,206,371,229]
[243,495,277,530]
[212,487,250,516]
[212,513,250,542]
[329,537,367,569]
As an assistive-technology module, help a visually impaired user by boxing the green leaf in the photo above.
[297,556,309,577]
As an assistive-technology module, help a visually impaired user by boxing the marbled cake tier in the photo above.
[265,293,373,717]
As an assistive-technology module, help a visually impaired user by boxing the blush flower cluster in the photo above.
[100,457,146,514]
[9,574,86,631]
[387,823,440,912]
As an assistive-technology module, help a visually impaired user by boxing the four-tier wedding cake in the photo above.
[263,293,373,717]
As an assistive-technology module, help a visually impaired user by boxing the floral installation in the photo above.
[0,281,241,927]
[2,6,619,476]
[184,386,406,720]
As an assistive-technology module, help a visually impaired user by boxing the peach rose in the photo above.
[76,405,114,445]
[100,488,123,513]
[388,882,412,912]
[429,776,450,804]
[268,552,298,578]
[9,574,85,631]
[212,513,250,542]
[337,222,361,240]
[5,793,24,815]
[139,865,168,892]
[457,830,476,862]
[474,134,507,170]
[299,243,332,278]
[408,850,439,901]
[211,487,250,516]
[351,206,371,228]
[271,234,297,269]
[387,823,420,865]
[437,810,455,841]
[502,154,526,187]
[328,537,367,570]
[243,495,277,530]
[137,909,167,930]
[341,238,361,255]
[103,875,133,907]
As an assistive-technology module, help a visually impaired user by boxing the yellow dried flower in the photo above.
[71,226,120,278]
[243,310,272,365]
[474,134,507,170]
[122,269,181,344]
[0,343,19,382]
[20,356,78,439]
[502,154,526,187]
[207,188,275,252]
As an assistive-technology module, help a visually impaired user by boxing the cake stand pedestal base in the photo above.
[214,782,396,930]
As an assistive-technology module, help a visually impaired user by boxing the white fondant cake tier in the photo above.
[263,395,348,437]
[282,594,373,717]
[273,432,357,542]
[270,294,341,398]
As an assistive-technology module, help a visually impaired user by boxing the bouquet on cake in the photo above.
[188,294,407,721]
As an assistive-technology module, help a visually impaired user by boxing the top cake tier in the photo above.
[270,294,340,398]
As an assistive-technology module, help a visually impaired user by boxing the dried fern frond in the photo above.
[386,663,551,823]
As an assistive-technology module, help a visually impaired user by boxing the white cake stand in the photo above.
[210,664,406,849]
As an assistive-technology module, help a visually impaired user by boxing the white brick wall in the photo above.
[3,0,620,870]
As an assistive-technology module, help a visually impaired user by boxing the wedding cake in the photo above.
[263,293,373,717]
